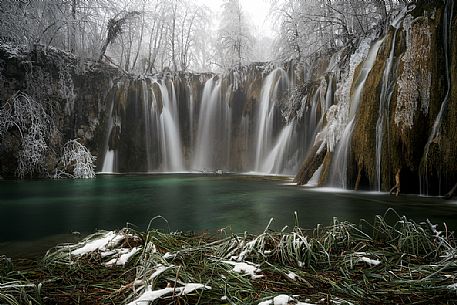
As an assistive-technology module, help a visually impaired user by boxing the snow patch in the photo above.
[258,294,316,305]
[70,231,141,267]
[162,252,176,260]
[287,271,298,280]
[126,283,211,305]
[105,247,140,266]
[149,265,172,280]
[71,231,122,256]
[360,257,381,266]
[222,260,263,279]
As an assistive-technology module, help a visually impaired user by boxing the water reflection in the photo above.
[1,174,457,243]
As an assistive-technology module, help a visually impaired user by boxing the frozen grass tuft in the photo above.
[2,211,457,304]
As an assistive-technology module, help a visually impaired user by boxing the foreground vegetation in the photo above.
[1,210,457,305]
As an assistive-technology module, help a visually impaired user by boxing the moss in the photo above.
[384,10,443,193]
[351,31,393,190]
[318,151,333,186]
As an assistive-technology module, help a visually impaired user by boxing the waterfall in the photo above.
[259,123,294,174]
[101,150,115,173]
[420,0,454,194]
[100,84,119,173]
[192,77,227,171]
[188,83,194,149]
[156,80,184,171]
[254,68,289,172]
[142,80,153,171]
[99,67,309,176]
[325,75,334,112]
[330,38,384,188]
[375,30,398,191]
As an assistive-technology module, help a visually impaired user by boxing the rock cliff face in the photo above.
[295,2,457,195]
[0,44,121,177]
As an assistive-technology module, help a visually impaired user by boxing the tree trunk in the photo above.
[131,3,145,71]
[71,0,77,53]
[171,1,178,71]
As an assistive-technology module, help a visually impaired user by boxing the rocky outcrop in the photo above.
[295,3,457,195]
[0,44,122,178]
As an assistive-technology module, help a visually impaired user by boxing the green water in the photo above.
[1,174,457,244]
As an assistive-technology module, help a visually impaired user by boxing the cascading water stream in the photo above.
[100,85,119,173]
[156,80,184,171]
[420,0,454,194]
[142,80,153,171]
[254,68,289,172]
[100,68,309,176]
[375,30,398,191]
[330,38,384,188]
[325,75,334,112]
[260,123,294,174]
[192,77,228,171]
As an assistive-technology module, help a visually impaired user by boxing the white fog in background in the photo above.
[195,0,275,65]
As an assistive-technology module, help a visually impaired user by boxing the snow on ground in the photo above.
[70,231,141,266]
[351,252,382,267]
[287,271,297,280]
[162,252,176,260]
[359,257,381,266]
[126,283,211,305]
[149,265,173,280]
[222,260,263,279]
[71,231,122,256]
[105,247,140,266]
[258,294,316,305]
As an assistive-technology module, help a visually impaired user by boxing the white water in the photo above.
[100,84,118,173]
[101,150,115,173]
[375,30,398,191]
[142,80,153,171]
[192,77,229,171]
[325,75,334,112]
[254,68,290,172]
[102,68,307,175]
[258,123,294,174]
[157,80,184,171]
[305,164,323,187]
[330,38,384,188]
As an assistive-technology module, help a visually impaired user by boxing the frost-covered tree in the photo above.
[54,139,96,179]
[0,92,53,178]
[271,0,405,61]
[217,0,255,68]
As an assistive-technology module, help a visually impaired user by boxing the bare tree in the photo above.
[99,11,140,62]
[217,0,254,68]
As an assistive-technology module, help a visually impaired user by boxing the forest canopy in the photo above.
[0,0,417,72]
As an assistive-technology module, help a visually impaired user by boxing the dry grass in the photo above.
[1,209,457,305]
